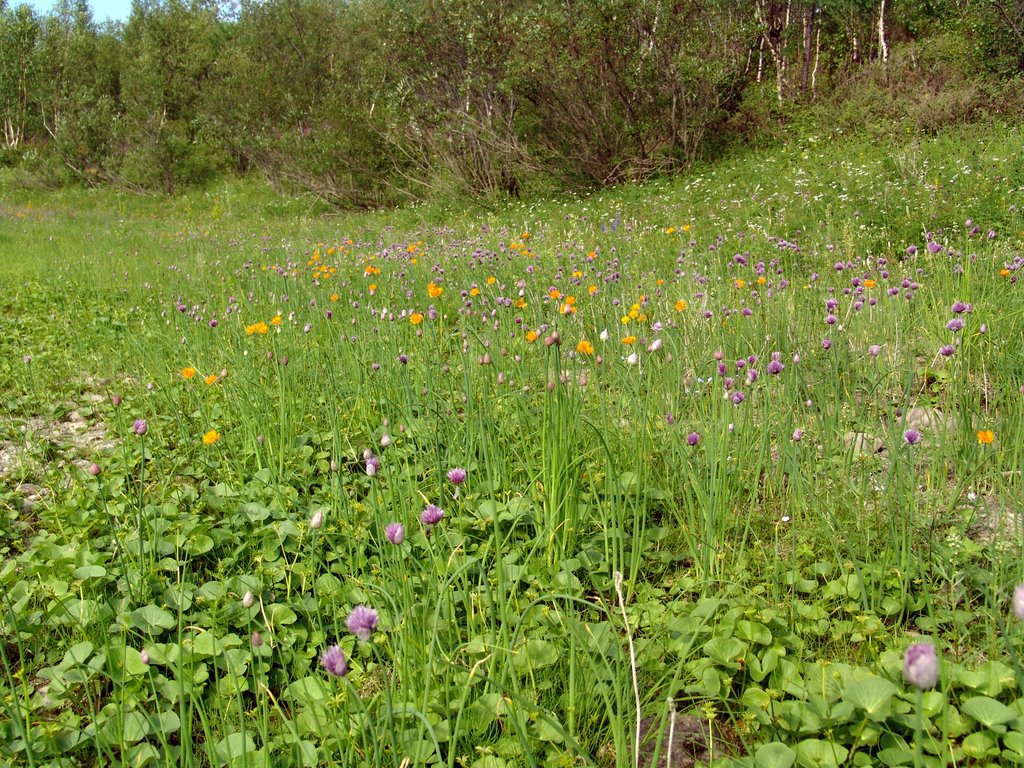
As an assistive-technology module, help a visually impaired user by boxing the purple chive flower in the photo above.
[321,645,349,677]
[385,522,405,544]
[821,339,832,351]
[792,428,804,442]
[868,344,881,357]
[133,419,148,436]
[927,241,942,254]
[421,504,444,527]
[767,360,784,375]
[951,301,968,314]
[906,245,917,256]
[346,606,379,641]
[398,354,408,365]
[903,642,939,690]
[686,432,700,446]
[904,429,922,445]
[366,455,380,477]
[939,345,955,357]
[730,391,745,405]
[88,462,101,476]
[1013,584,1024,622]
[447,467,467,485]
[946,318,964,332]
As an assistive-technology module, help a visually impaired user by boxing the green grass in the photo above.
[1,122,1023,768]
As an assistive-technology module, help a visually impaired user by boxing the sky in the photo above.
[21,0,133,23]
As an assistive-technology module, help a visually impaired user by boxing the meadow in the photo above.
[1,123,1023,768]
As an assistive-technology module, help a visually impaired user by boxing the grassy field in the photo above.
[1,123,1023,768]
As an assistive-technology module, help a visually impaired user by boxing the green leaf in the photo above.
[961,696,1017,729]
[755,742,797,768]
[285,676,330,705]
[795,739,848,768]
[962,730,999,758]
[843,676,899,721]
[703,636,748,668]
[265,604,297,627]
[215,732,256,764]
[72,565,106,580]
[129,605,177,633]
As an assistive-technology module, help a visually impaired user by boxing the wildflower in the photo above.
[863,279,876,289]
[525,330,539,343]
[182,367,197,379]
[576,339,594,355]
[903,642,939,690]
[686,432,700,446]
[599,328,610,342]
[730,391,745,405]
[380,434,391,448]
[251,631,263,648]
[621,335,637,345]
[428,282,443,299]
[140,650,150,665]
[410,312,423,325]
[821,339,832,350]
[946,318,964,332]
[904,430,922,445]
[792,428,804,442]
[675,300,687,312]
[385,522,405,544]
[1013,585,1024,621]
[398,354,408,365]
[647,339,663,353]
[321,645,349,677]
[133,419,148,436]
[868,344,881,357]
[242,591,255,608]
[626,352,639,366]
[366,455,380,477]
[977,430,995,444]
[271,315,282,326]
[421,504,444,527]
[346,606,379,641]
[767,360,784,375]
[447,467,467,485]
[309,510,324,529]
[202,430,220,446]
[939,345,955,357]
[204,374,218,385]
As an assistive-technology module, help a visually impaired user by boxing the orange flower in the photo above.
[675,300,688,312]
[410,312,424,325]
[977,430,995,444]
[576,339,594,355]
[549,288,562,300]
[734,279,745,289]
[621,335,637,345]
[588,285,598,295]
[1000,268,1011,277]
[428,282,443,298]
[682,224,691,232]
[204,374,218,385]
[181,367,197,380]
[470,287,480,297]
[486,276,497,285]
[514,297,527,309]
[202,430,220,446]
[246,321,269,335]
[525,330,539,343]
[863,279,876,289]
[271,315,282,326]
[330,293,339,302]
[665,227,676,234]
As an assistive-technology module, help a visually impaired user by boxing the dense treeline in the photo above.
[2,0,1023,206]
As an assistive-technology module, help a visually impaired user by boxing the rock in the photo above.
[638,713,721,768]
[905,407,956,433]
[844,432,885,454]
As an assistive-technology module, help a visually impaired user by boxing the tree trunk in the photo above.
[878,0,888,65]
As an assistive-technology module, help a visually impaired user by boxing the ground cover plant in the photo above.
[1,123,1023,767]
